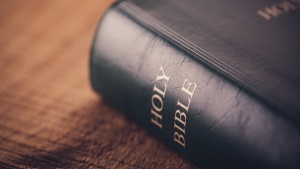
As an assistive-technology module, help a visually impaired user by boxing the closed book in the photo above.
[90,0,300,168]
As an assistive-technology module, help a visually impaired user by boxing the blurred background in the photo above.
[0,0,196,168]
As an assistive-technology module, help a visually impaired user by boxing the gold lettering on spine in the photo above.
[181,79,196,98]
[151,94,163,112]
[151,109,162,128]
[150,66,170,129]
[177,98,191,112]
[257,0,300,20]
[174,132,185,147]
[156,66,170,82]
[174,110,186,134]
[174,79,197,148]
[257,10,272,20]
[153,84,167,98]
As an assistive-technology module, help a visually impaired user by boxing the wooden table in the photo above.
[0,0,197,168]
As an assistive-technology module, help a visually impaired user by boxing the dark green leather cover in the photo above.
[90,0,300,168]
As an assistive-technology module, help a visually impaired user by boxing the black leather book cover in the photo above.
[90,0,300,168]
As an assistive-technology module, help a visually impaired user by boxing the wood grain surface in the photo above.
[0,0,197,168]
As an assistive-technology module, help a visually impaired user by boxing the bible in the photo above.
[90,0,300,168]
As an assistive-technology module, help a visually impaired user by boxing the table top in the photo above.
[0,0,197,168]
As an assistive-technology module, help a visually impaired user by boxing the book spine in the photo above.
[90,6,300,169]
